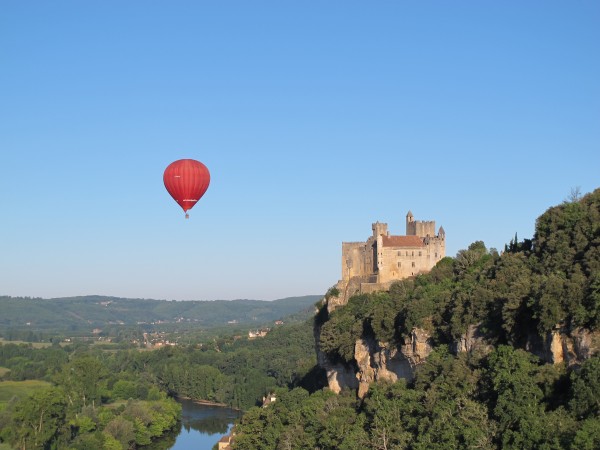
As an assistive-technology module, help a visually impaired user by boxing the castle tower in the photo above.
[372,222,389,237]
[406,211,416,236]
[407,211,436,237]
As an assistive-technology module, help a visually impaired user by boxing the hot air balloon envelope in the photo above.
[163,159,210,218]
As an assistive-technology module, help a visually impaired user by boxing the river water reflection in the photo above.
[149,398,242,450]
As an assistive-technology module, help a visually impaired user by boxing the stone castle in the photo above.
[330,211,445,309]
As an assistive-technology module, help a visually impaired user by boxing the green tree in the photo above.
[485,346,548,449]
[112,379,137,400]
[56,356,108,409]
[572,417,600,450]
[103,416,134,450]
[569,356,600,419]
[10,387,67,450]
[362,381,425,450]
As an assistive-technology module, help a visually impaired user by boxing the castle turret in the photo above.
[372,222,389,237]
[438,226,445,238]
[406,211,415,235]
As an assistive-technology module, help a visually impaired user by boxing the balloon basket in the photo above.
[185,213,189,219]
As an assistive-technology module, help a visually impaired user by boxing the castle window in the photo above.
[397,262,401,268]
[397,251,400,256]
[435,252,438,258]
[418,251,422,257]
[412,262,415,267]
[411,251,414,257]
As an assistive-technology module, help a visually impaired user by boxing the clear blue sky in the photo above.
[1,1,598,301]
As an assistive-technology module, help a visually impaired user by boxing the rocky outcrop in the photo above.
[355,331,433,398]
[318,315,600,398]
[402,328,434,366]
[324,361,359,394]
[452,324,600,365]
[314,301,358,394]
[327,277,397,314]
[355,338,403,398]
[326,279,361,313]
[527,326,600,366]
[453,324,494,355]
[317,327,433,398]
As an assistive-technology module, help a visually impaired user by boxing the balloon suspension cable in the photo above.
[185,213,189,219]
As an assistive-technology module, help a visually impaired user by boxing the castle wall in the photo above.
[342,242,365,280]
[407,220,436,237]
[414,221,436,237]
[427,236,446,264]
[342,240,376,280]
[376,239,444,283]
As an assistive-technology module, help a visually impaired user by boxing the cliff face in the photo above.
[354,329,433,398]
[452,324,494,355]
[526,326,600,366]
[316,309,600,397]
[316,311,433,398]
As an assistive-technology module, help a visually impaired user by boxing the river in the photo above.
[148,398,242,450]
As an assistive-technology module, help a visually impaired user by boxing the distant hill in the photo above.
[0,295,321,333]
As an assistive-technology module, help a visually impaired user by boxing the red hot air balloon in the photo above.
[163,159,210,218]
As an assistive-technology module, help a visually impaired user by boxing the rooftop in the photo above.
[381,235,425,248]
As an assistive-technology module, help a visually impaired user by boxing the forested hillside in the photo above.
[318,188,600,361]
[0,295,319,335]
[233,188,600,449]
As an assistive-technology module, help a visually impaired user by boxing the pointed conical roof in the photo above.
[438,226,445,236]
[406,210,414,218]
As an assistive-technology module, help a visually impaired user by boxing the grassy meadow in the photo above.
[0,338,52,349]
[0,379,51,411]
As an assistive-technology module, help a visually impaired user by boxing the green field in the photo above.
[0,338,51,349]
[0,380,51,411]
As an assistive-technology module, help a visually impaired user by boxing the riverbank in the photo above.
[168,398,242,449]
[176,396,240,410]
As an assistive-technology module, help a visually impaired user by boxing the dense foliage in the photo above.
[235,349,600,450]
[0,318,320,448]
[141,321,321,410]
[0,344,181,449]
[234,188,600,449]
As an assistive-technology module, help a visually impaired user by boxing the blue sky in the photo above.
[1,1,598,301]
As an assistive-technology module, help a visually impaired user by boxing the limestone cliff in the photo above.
[317,305,600,398]
[314,314,357,393]
[315,297,433,398]
[452,324,494,355]
[354,329,433,398]
[526,326,600,366]
[449,323,600,366]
